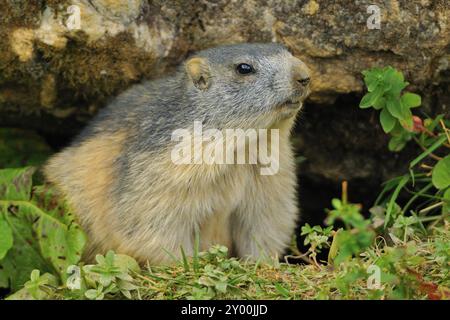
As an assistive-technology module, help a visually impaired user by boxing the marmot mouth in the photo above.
[285,98,300,105]
[281,96,303,109]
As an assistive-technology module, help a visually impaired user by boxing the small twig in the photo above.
[413,137,443,161]
[342,180,348,205]
[423,127,438,138]
[133,274,160,290]
[311,252,322,269]
[422,125,450,148]
[418,201,443,215]
[429,213,448,229]
[417,215,445,222]
[420,163,433,170]
[440,119,450,146]
[284,253,316,266]
[289,236,322,268]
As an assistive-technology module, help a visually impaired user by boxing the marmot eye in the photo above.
[236,63,254,75]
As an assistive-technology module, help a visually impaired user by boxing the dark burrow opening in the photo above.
[292,93,422,260]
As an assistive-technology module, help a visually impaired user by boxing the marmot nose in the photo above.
[292,61,311,88]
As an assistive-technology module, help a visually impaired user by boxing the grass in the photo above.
[9,222,448,300]
[131,227,450,300]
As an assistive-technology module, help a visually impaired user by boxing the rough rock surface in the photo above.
[1,0,449,222]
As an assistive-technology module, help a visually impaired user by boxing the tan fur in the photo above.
[200,212,232,252]
[44,131,127,261]
[109,151,249,263]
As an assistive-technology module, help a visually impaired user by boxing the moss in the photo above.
[36,31,156,102]
[1,19,156,118]
[0,34,43,112]
[0,1,84,30]
[0,0,44,28]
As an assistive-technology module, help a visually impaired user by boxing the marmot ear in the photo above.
[185,57,211,90]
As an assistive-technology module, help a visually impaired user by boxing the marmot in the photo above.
[44,43,311,264]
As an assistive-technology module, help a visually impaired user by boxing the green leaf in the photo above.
[360,92,374,108]
[372,96,386,110]
[360,87,383,109]
[386,97,405,120]
[443,189,450,215]
[0,168,50,290]
[383,67,408,96]
[215,281,228,293]
[401,93,421,108]
[0,217,13,259]
[362,68,383,90]
[0,209,51,291]
[85,289,102,300]
[380,108,396,133]
[327,229,340,264]
[120,289,132,299]
[198,276,215,287]
[118,279,138,291]
[30,269,40,281]
[37,217,86,281]
[384,176,409,228]
[399,113,414,132]
[6,271,58,300]
[301,223,312,235]
[0,167,35,201]
[432,155,450,189]
[333,229,375,265]
[114,254,140,274]
[274,283,290,298]
[331,198,342,209]
[388,135,407,152]
[0,168,87,290]
[367,80,380,92]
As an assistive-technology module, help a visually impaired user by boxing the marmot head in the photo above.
[183,43,311,128]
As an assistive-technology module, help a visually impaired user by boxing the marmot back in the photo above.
[44,43,311,264]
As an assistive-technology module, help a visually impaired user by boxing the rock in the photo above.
[1,0,448,110]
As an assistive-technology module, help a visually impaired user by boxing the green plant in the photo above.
[297,181,376,267]
[325,182,375,265]
[359,66,449,232]
[81,251,140,300]
[0,167,86,291]
[8,250,141,300]
[359,66,422,151]
[292,66,449,298]
[300,223,333,265]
